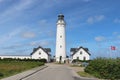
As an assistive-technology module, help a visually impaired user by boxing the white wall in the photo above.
[72,48,90,60]
[31,48,49,62]
[0,55,31,59]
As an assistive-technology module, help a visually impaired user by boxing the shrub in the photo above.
[84,57,120,79]
[72,59,90,63]
[39,59,47,63]
[0,58,47,63]
[0,73,4,77]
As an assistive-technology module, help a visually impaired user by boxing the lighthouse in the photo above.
[55,14,66,63]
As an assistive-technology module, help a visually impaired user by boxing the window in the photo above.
[80,51,82,54]
[39,52,41,55]
[60,45,62,48]
[60,35,62,38]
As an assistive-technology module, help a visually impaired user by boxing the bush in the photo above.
[84,57,120,79]
[0,58,47,63]
[39,59,47,63]
[0,73,4,77]
[72,59,90,63]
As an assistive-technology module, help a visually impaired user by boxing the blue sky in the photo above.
[0,0,120,59]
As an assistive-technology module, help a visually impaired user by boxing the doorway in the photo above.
[59,56,62,63]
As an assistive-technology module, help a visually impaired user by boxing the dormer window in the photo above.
[80,51,82,54]
[39,52,41,55]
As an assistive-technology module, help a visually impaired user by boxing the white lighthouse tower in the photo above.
[55,14,66,63]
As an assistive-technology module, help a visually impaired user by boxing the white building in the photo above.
[31,46,51,62]
[0,46,51,62]
[70,46,91,61]
[55,14,66,63]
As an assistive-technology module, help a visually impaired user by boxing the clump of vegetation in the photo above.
[84,57,120,79]
[72,59,91,63]
[0,73,4,77]
[0,58,45,79]
[0,58,47,63]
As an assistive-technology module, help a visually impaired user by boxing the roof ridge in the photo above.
[70,46,91,56]
[31,46,51,55]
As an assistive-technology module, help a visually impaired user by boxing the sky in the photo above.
[0,0,120,59]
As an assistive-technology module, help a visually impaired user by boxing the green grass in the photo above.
[77,71,94,78]
[0,61,44,79]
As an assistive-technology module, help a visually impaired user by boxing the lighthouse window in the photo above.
[60,45,62,48]
[60,35,62,38]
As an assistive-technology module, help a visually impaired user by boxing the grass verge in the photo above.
[0,61,44,79]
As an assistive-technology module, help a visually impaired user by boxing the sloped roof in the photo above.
[70,46,91,56]
[30,46,51,56]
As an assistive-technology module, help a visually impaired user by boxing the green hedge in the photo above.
[84,57,120,79]
[72,59,91,63]
[0,58,47,63]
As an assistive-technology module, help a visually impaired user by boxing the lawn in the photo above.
[0,60,44,79]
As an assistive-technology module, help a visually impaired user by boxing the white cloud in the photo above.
[30,41,37,46]
[0,0,34,23]
[38,19,48,27]
[0,0,3,3]
[2,44,22,49]
[117,35,120,39]
[87,17,94,24]
[114,18,120,23]
[21,32,36,38]
[38,19,54,32]
[2,0,33,16]
[113,32,119,35]
[87,15,105,24]
[0,28,22,44]
[47,31,55,37]
[95,36,106,42]
[95,15,105,21]
[113,32,120,39]
[40,41,51,46]
[30,40,52,47]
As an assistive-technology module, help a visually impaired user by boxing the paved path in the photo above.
[22,64,97,80]
[2,64,97,80]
